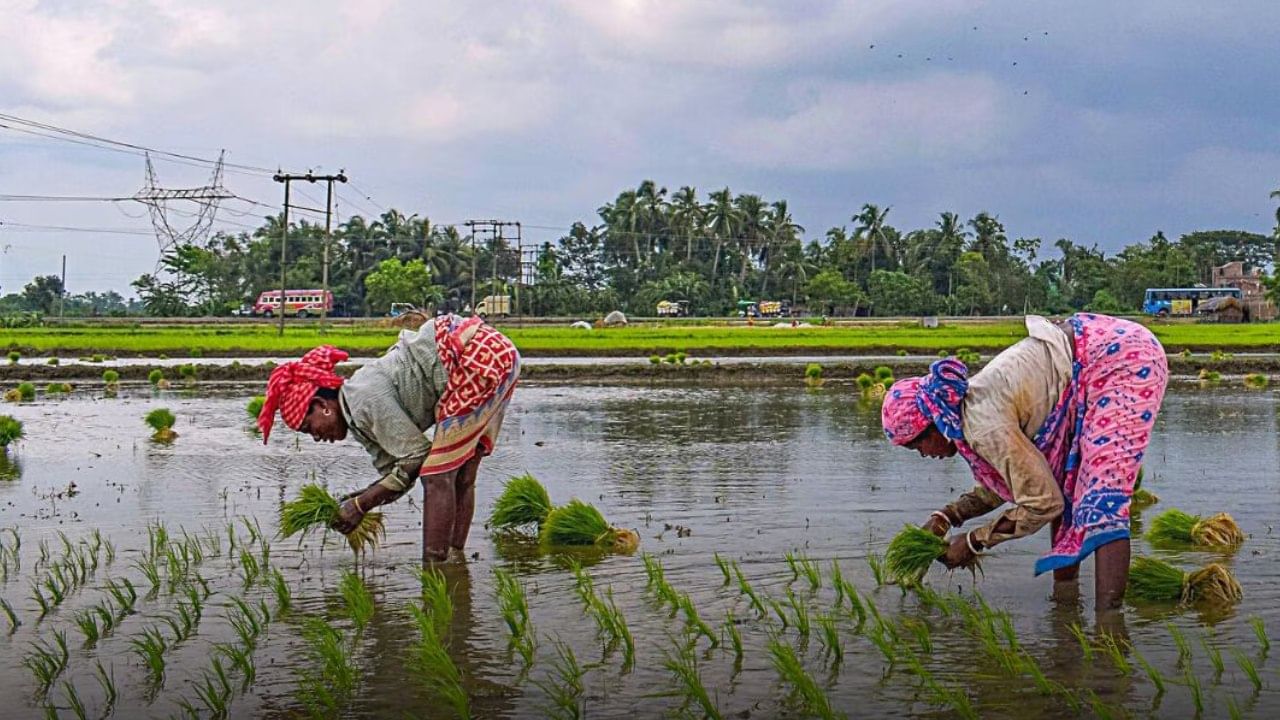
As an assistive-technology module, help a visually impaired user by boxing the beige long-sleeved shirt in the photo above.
[945,316,1075,549]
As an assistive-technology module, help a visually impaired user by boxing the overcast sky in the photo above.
[2,0,1279,294]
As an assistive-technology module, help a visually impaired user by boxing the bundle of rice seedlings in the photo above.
[540,499,639,553]
[1197,369,1221,383]
[855,373,885,398]
[804,363,823,387]
[489,474,553,531]
[102,370,120,387]
[1147,508,1245,547]
[280,483,385,554]
[0,415,23,448]
[246,395,265,418]
[147,369,164,386]
[1128,557,1242,606]
[1243,373,1269,389]
[7,351,18,365]
[885,525,948,585]
[1131,488,1159,508]
[17,383,35,402]
[144,408,178,442]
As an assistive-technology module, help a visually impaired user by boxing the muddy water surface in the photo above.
[0,383,1278,718]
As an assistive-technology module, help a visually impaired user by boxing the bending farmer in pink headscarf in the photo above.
[259,315,520,562]
[881,314,1167,608]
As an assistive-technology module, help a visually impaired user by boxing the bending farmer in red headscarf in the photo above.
[880,314,1167,609]
[259,315,520,562]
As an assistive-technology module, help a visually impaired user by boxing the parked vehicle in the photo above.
[736,299,791,318]
[475,295,511,318]
[656,300,690,317]
[252,289,334,318]
[1142,287,1241,317]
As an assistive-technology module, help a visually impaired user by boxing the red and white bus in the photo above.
[251,289,334,318]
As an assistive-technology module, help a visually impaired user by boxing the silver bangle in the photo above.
[965,530,983,555]
[930,511,953,530]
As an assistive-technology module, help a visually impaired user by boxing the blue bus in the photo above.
[1142,287,1241,316]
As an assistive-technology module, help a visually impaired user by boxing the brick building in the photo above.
[1211,261,1276,321]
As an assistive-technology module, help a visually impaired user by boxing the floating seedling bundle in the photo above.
[1146,508,1245,548]
[884,525,978,584]
[488,474,639,552]
[280,484,385,554]
[144,408,178,442]
[1127,556,1243,606]
[489,474,554,531]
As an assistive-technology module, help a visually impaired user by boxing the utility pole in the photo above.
[59,254,66,320]
[464,219,519,317]
[273,171,347,335]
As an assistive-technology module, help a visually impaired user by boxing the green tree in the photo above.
[21,275,64,314]
[954,252,995,315]
[362,258,441,314]
[806,269,863,315]
[867,270,937,316]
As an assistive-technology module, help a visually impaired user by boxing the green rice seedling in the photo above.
[74,609,102,646]
[102,369,119,386]
[1201,635,1224,679]
[42,572,66,606]
[1230,648,1261,692]
[30,583,50,619]
[874,365,894,382]
[178,363,197,381]
[1097,633,1131,675]
[268,569,291,616]
[867,622,897,668]
[867,552,887,586]
[1083,689,1125,720]
[604,587,634,668]
[0,596,17,633]
[1067,622,1094,662]
[768,638,843,720]
[678,593,719,647]
[1185,668,1204,715]
[23,630,69,695]
[1228,696,1244,720]
[540,499,639,553]
[724,610,744,663]
[830,560,846,608]
[44,382,70,395]
[906,618,933,654]
[296,616,359,718]
[816,613,844,664]
[855,373,877,394]
[215,642,256,692]
[133,558,162,595]
[1147,508,1245,547]
[885,525,949,586]
[280,483,386,554]
[131,626,168,685]
[94,661,117,711]
[236,547,261,587]
[843,583,867,631]
[568,560,594,610]
[104,577,137,614]
[246,395,265,418]
[804,363,823,387]
[193,658,233,718]
[642,553,663,588]
[1166,622,1192,664]
[1244,373,1269,389]
[339,570,375,632]
[408,602,470,719]
[494,568,533,661]
[797,553,821,590]
[1130,643,1166,695]
[7,351,17,365]
[995,612,1019,652]
[148,369,164,386]
[784,550,800,582]
[767,598,790,630]
[144,407,178,441]
[16,382,36,402]
[164,601,199,643]
[533,639,585,720]
[649,355,661,365]
[662,640,722,720]
[786,588,811,637]
[228,596,265,650]
[0,415,23,448]
[489,474,553,531]
[1128,557,1243,606]
[61,681,87,720]
[731,561,766,617]
[1250,616,1268,656]
[414,567,454,637]
[713,552,732,585]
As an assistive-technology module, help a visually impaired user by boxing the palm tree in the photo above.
[733,193,768,285]
[633,180,668,260]
[761,200,804,294]
[853,203,891,279]
[1271,188,1280,229]
[669,186,703,262]
[705,188,740,278]
[774,240,817,304]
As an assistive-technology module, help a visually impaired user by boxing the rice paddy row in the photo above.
[5,320,1280,358]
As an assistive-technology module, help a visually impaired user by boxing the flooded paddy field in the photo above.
[0,382,1277,718]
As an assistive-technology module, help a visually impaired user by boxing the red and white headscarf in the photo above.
[257,345,349,443]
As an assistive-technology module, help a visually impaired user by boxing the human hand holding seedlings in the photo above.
[938,533,979,569]
[331,485,402,535]
[923,511,953,538]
